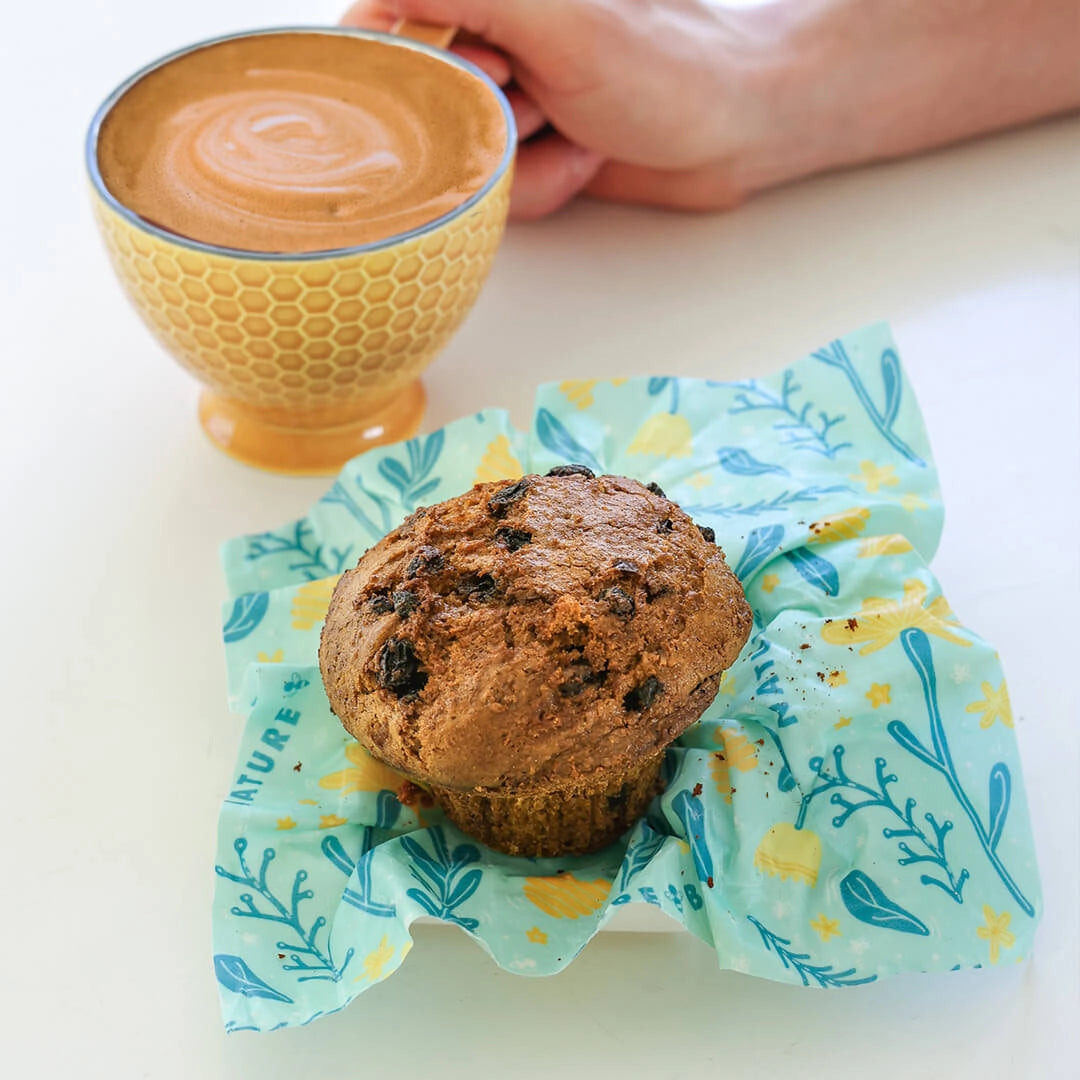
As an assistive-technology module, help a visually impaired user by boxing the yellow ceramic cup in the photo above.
[86,27,515,475]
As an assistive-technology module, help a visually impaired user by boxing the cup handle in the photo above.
[391,18,457,50]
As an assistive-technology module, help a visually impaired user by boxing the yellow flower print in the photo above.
[358,936,395,982]
[718,671,737,697]
[627,413,693,458]
[850,461,900,494]
[711,726,759,802]
[298,798,318,806]
[523,875,611,918]
[473,433,523,484]
[559,379,600,410]
[558,378,627,410]
[320,742,406,795]
[965,680,1013,729]
[753,824,822,887]
[761,573,780,594]
[976,906,1015,964]
[291,575,341,631]
[866,683,891,709]
[687,472,713,490]
[827,670,848,688]
[833,716,852,730]
[526,926,548,945]
[857,535,913,558]
[810,913,841,942]
[276,817,297,830]
[898,493,928,511]
[257,649,284,663]
[821,578,970,655]
[808,507,871,545]
[319,814,348,829]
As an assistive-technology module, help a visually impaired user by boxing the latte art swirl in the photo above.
[172,89,429,227]
[97,34,507,252]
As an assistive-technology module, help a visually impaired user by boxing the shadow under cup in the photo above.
[86,27,515,475]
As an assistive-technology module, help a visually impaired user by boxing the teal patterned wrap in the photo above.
[214,323,1040,1032]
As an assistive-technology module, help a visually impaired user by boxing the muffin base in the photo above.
[429,753,666,857]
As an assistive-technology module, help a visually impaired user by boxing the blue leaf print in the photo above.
[987,763,1011,852]
[535,408,602,474]
[216,838,355,981]
[400,828,483,931]
[410,478,442,504]
[782,548,840,596]
[374,789,401,830]
[377,432,445,511]
[445,868,483,909]
[886,720,941,772]
[223,592,270,643]
[716,447,789,477]
[839,871,930,936]
[400,835,445,884]
[647,377,670,396]
[214,955,294,1003]
[880,348,902,429]
[896,628,1034,917]
[378,457,411,495]
[406,889,442,918]
[672,790,714,885]
[748,917,876,987]
[776,765,797,792]
[417,428,445,476]
[320,834,354,877]
[811,339,925,466]
[733,524,786,581]
[616,825,667,892]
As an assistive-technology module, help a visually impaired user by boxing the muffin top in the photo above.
[318,470,752,794]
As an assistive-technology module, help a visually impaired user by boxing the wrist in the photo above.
[696,1,834,201]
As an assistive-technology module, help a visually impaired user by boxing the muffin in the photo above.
[319,467,752,857]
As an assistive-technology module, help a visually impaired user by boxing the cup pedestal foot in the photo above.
[198,381,426,476]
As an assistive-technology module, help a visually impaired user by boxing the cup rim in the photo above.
[85,25,517,262]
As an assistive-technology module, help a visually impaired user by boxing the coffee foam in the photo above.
[97,33,508,253]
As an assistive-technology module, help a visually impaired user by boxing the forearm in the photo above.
[757,0,1080,182]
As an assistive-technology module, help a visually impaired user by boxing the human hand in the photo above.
[340,0,781,218]
[342,0,1080,221]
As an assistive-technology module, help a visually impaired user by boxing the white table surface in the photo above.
[2,1,1077,1076]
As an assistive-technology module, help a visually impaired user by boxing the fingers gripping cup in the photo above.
[86,28,515,474]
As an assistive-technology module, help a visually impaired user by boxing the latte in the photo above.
[96,32,508,253]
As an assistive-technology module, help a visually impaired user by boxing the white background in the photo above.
[1,1,1077,1076]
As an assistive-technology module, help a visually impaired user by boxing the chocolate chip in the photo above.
[367,594,394,615]
[656,519,674,534]
[645,578,671,602]
[546,464,595,479]
[646,482,666,498]
[488,478,531,518]
[600,586,635,617]
[494,527,532,552]
[457,573,497,601]
[559,661,606,698]
[624,675,664,711]
[606,785,630,810]
[392,590,418,619]
[406,546,443,578]
[697,524,716,543]
[376,638,428,698]
[613,560,639,574]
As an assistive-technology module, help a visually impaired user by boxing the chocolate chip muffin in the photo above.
[319,467,752,857]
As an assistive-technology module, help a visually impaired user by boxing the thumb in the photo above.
[389,0,556,52]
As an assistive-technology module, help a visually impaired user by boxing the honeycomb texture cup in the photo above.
[86,28,515,475]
